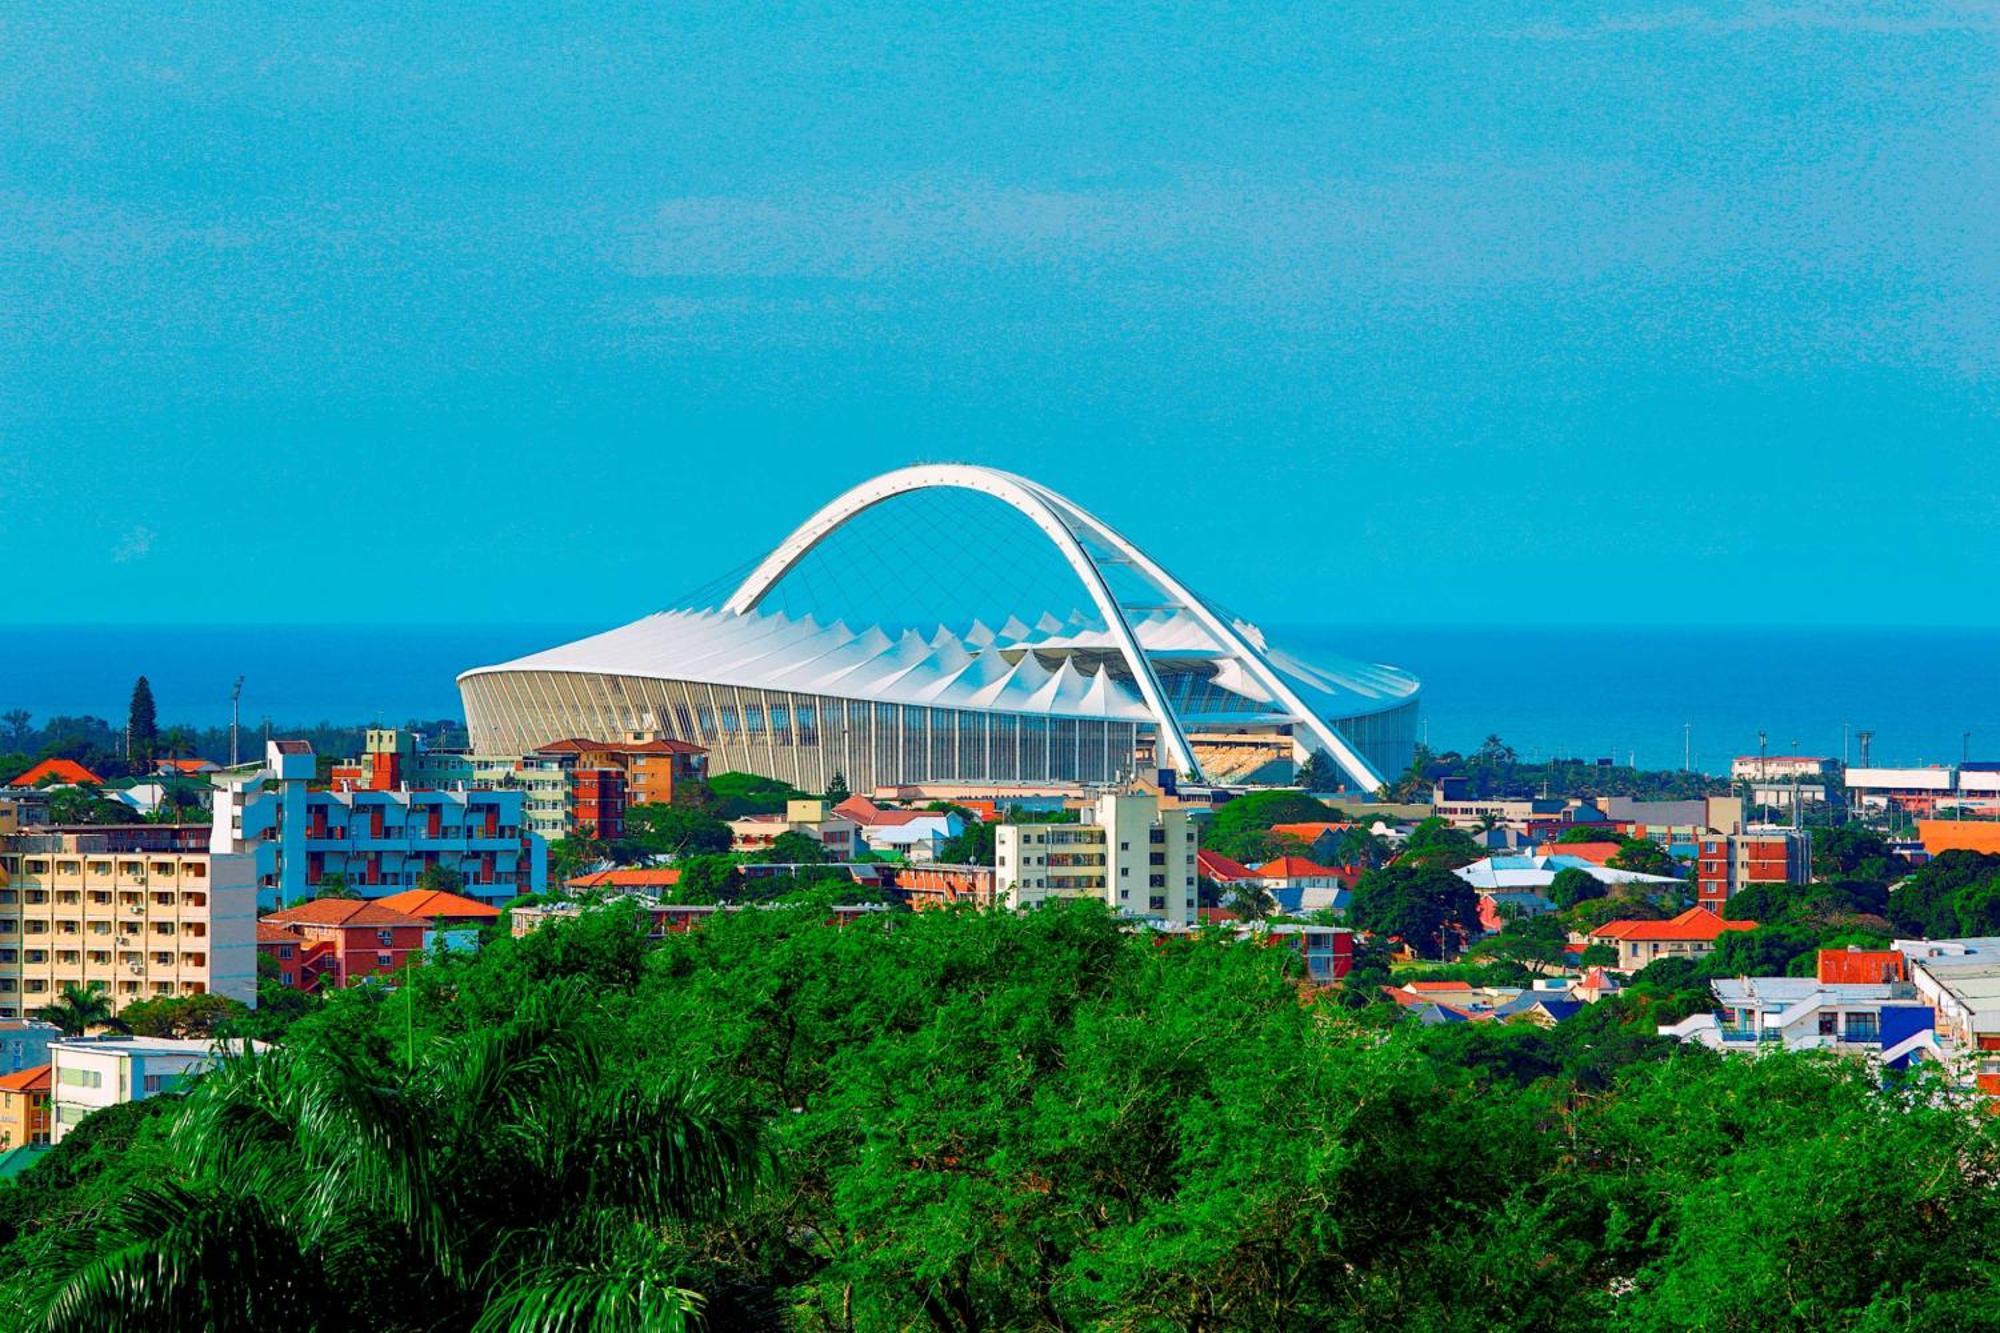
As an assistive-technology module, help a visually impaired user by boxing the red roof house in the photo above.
[7,758,103,789]
[260,900,428,990]
[1591,906,1757,972]
[1196,849,1258,884]
[374,888,502,926]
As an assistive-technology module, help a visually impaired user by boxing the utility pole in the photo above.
[230,676,245,767]
[1684,723,1691,773]
[1858,730,1873,768]
[1842,721,1850,769]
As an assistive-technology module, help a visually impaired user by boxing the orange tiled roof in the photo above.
[1269,821,1354,839]
[1591,906,1756,943]
[1254,855,1345,880]
[1817,948,1907,985]
[565,868,683,889]
[7,758,103,788]
[1404,980,1477,993]
[0,1063,50,1094]
[374,888,501,920]
[256,923,304,945]
[263,899,426,929]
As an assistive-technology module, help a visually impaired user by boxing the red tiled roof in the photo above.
[1538,841,1623,864]
[263,899,426,929]
[566,868,683,889]
[7,758,103,788]
[0,1063,49,1094]
[1404,980,1478,993]
[1254,855,1345,880]
[534,737,706,757]
[375,888,501,920]
[1817,948,1906,985]
[1591,906,1757,943]
[257,923,305,945]
[154,758,217,774]
[1196,849,1257,882]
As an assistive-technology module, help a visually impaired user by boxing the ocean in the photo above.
[2,623,1996,775]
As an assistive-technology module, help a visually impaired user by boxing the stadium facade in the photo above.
[459,466,1419,793]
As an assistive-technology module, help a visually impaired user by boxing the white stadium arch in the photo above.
[460,465,1418,793]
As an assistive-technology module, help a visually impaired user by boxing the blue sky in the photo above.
[3,4,1996,627]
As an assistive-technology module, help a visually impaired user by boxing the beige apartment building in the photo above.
[0,827,257,1019]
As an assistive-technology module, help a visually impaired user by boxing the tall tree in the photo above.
[37,982,123,1038]
[823,770,850,803]
[1,708,30,748]
[127,677,158,768]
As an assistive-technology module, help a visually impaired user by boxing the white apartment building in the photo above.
[995,789,1198,927]
[48,1035,262,1143]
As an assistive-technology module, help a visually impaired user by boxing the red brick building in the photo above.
[1696,829,1811,909]
[259,900,428,991]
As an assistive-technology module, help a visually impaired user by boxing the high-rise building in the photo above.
[0,825,256,1019]
[994,788,1199,927]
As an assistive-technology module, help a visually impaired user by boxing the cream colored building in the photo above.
[995,788,1198,926]
[0,828,257,1019]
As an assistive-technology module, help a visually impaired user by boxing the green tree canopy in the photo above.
[1348,864,1482,960]
[1548,865,1607,910]
[623,803,733,858]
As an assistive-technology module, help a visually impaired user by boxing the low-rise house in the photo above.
[1590,906,1757,973]
[258,899,428,990]
[1255,923,1353,984]
[1195,850,1258,886]
[834,796,965,862]
[1665,977,1936,1057]
[565,867,683,894]
[728,801,861,861]
[6,759,104,790]
[0,1064,50,1147]
[49,1035,262,1143]
[1252,856,1358,915]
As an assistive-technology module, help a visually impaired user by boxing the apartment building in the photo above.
[213,740,546,908]
[49,1036,260,1144]
[0,825,256,1019]
[995,788,1199,927]
[1695,828,1812,909]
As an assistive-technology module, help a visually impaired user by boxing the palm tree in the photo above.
[37,982,123,1038]
[40,980,763,1332]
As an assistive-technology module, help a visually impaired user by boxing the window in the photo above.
[1818,1012,1837,1037]
[142,1073,182,1094]
[377,952,393,966]
[57,1067,103,1089]
[1844,1012,1880,1043]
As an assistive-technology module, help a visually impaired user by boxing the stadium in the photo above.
[459,465,1419,793]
